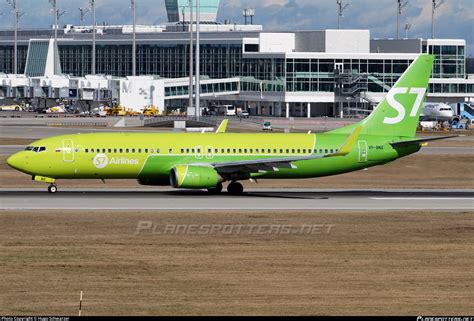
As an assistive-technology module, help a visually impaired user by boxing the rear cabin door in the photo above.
[62,139,75,162]
[358,140,368,163]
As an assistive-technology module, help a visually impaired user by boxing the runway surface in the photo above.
[1,188,472,211]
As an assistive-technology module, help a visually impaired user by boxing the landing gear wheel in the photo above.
[48,184,57,194]
[208,183,223,194]
[227,182,244,195]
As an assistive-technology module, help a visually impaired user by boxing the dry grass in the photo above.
[1,153,473,189]
[0,210,472,315]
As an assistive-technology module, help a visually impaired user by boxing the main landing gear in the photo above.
[207,183,223,194]
[48,184,58,194]
[227,182,244,195]
[207,182,244,195]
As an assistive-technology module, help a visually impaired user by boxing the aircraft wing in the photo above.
[207,125,362,175]
[390,135,460,147]
[212,155,324,174]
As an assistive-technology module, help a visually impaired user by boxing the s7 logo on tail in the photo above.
[383,87,426,124]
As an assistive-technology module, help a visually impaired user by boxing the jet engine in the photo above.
[170,165,222,189]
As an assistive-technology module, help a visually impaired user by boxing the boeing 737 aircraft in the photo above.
[7,54,455,194]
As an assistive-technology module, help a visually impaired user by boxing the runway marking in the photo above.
[372,197,474,200]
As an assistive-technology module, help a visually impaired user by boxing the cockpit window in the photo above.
[28,146,46,152]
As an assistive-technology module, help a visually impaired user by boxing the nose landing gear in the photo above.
[48,184,58,193]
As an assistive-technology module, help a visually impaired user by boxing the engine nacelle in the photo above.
[170,165,222,189]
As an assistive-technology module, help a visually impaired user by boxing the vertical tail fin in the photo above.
[363,54,434,137]
[330,54,434,137]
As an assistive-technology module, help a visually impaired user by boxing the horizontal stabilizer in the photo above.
[390,135,460,147]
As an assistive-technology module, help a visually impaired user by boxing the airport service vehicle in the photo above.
[450,102,474,120]
[239,110,250,118]
[262,121,273,131]
[420,102,454,121]
[7,55,457,194]
[46,105,67,114]
[0,104,23,111]
[223,105,236,116]
[450,117,470,130]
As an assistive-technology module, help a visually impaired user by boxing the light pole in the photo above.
[188,0,193,114]
[404,22,412,39]
[336,0,350,30]
[242,8,255,25]
[396,0,408,40]
[79,7,90,27]
[431,0,444,39]
[195,0,200,120]
[131,0,136,76]
[89,0,96,75]
[49,0,64,75]
[6,0,23,74]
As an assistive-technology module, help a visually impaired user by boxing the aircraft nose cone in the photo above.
[7,153,22,171]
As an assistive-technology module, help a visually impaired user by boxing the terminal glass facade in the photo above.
[0,45,28,74]
[423,44,465,79]
[56,43,471,95]
[0,41,471,96]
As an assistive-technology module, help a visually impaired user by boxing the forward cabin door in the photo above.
[62,139,75,162]
[358,141,368,163]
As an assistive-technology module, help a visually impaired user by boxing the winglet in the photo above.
[331,125,362,157]
[216,119,228,133]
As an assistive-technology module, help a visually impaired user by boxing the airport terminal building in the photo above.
[0,0,472,117]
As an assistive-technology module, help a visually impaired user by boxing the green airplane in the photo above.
[7,54,453,194]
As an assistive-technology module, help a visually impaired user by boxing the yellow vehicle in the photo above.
[106,105,127,116]
[142,106,159,117]
[0,104,23,111]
